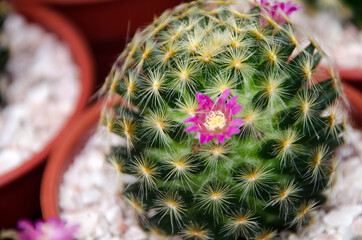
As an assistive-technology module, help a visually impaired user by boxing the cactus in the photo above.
[102,0,347,239]
[0,1,10,106]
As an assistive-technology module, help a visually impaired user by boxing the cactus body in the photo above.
[103,1,346,239]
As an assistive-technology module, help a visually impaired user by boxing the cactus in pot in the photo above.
[102,0,347,239]
[0,1,10,106]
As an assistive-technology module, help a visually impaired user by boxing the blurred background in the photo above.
[1,0,362,233]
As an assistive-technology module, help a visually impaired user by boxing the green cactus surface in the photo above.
[102,1,347,239]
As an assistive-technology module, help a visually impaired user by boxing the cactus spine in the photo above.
[102,0,347,239]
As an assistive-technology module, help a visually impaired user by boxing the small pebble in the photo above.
[292,3,362,70]
[283,128,362,240]
[0,13,80,176]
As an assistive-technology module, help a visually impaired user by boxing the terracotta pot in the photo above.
[15,0,115,4]
[0,5,94,228]
[13,0,185,94]
[343,83,362,128]
[339,68,362,82]
[41,101,103,219]
[41,85,362,221]
[339,69,362,94]
[12,0,184,41]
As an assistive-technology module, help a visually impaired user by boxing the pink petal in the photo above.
[196,92,203,102]
[229,127,241,135]
[226,96,238,109]
[43,218,79,240]
[231,118,244,127]
[271,1,301,23]
[196,92,214,108]
[252,0,270,7]
[200,134,214,145]
[200,134,207,145]
[224,127,241,138]
[184,116,200,123]
[217,134,225,144]
[18,220,36,231]
[206,135,214,143]
[184,124,199,133]
[217,89,231,104]
[282,2,302,15]
[17,220,39,239]
[231,105,243,115]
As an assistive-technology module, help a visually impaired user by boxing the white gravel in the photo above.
[60,125,362,240]
[282,127,362,240]
[60,128,151,240]
[292,1,362,71]
[0,13,80,176]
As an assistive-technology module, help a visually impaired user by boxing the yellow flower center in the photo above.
[204,111,227,132]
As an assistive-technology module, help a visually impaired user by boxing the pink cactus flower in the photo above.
[253,0,271,6]
[270,1,302,24]
[184,89,244,145]
[253,0,302,25]
[17,218,78,240]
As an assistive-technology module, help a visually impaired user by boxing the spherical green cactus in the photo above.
[102,0,347,239]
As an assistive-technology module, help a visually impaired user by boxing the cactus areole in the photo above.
[103,0,347,239]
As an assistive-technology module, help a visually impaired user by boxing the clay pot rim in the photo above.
[339,68,362,82]
[13,0,119,5]
[343,83,362,115]
[41,101,103,219]
[0,5,95,188]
